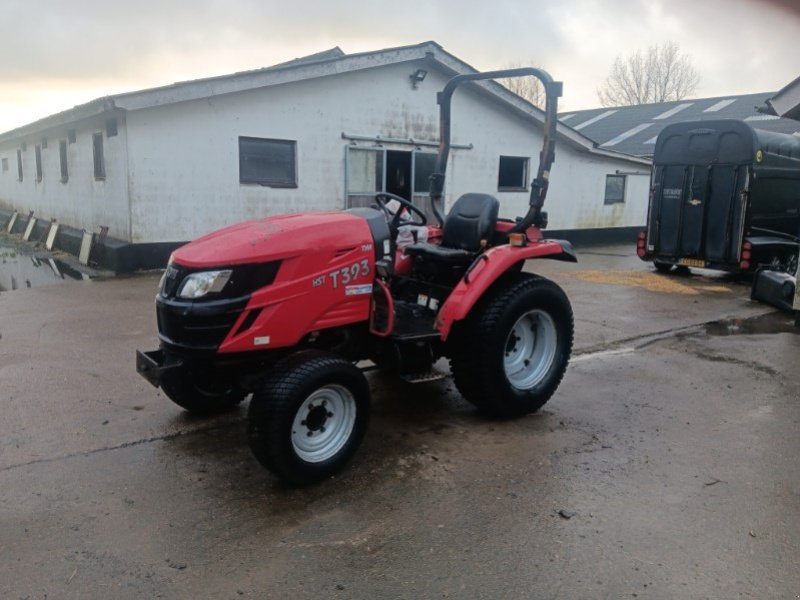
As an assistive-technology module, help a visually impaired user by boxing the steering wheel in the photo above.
[374,192,427,232]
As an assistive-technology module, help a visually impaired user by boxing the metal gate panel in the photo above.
[655,165,690,255]
[679,167,709,257]
[704,166,739,262]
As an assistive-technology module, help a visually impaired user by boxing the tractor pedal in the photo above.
[399,368,448,384]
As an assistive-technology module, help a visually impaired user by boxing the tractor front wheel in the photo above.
[160,365,246,415]
[247,351,370,485]
[449,274,573,419]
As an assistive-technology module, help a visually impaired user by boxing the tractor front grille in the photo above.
[156,296,249,351]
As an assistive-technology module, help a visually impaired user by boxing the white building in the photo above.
[0,41,651,270]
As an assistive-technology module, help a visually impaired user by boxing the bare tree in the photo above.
[498,61,544,108]
[597,42,700,107]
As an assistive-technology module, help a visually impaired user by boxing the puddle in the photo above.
[703,312,798,337]
[0,246,90,292]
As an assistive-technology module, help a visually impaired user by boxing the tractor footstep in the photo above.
[400,369,448,384]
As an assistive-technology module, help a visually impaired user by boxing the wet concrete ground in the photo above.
[0,245,798,599]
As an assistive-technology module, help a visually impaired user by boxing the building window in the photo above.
[106,118,118,137]
[16,149,23,181]
[93,133,105,180]
[498,156,529,191]
[239,137,297,187]
[59,140,69,183]
[604,174,626,204]
[346,147,383,198]
[413,152,437,197]
[35,145,43,182]
[1,157,7,173]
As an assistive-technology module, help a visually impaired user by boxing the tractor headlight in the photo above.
[177,270,232,299]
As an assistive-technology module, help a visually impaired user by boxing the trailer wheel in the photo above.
[248,351,370,485]
[449,274,573,419]
[653,260,674,274]
[160,367,245,415]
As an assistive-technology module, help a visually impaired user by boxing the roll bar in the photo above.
[429,68,563,232]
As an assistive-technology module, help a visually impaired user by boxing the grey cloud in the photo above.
[0,0,568,81]
[0,0,796,126]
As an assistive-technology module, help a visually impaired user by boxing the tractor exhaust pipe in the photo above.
[429,68,563,232]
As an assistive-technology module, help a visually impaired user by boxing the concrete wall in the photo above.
[125,62,650,243]
[126,63,447,242]
[0,116,131,240]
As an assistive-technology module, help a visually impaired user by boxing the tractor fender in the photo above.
[745,235,799,252]
[435,240,576,340]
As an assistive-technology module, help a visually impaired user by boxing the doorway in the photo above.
[345,146,438,219]
[385,151,412,200]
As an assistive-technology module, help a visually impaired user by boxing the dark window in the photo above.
[604,174,626,204]
[1,157,7,173]
[68,129,76,144]
[413,152,437,194]
[239,137,297,187]
[41,137,47,149]
[16,149,23,181]
[385,150,412,199]
[35,145,43,182]
[498,156,529,191]
[93,133,105,180]
[106,118,118,137]
[59,140,69,183]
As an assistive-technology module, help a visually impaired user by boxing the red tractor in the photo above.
[136,68,577,485]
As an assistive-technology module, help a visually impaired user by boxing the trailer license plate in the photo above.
[679,258,705,267]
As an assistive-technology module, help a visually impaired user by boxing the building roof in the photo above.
[765,75,800,120]
[0,41,649,166]
[560,92,800,157]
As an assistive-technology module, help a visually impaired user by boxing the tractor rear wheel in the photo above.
[449,274,573,419]
[247,351,370,485]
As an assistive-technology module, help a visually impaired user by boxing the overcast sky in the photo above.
[0,0,797,133]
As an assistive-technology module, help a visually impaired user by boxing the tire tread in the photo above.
[449,273,573,418]
[248,350,369,485]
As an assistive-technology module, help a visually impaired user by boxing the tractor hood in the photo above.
[170,212,370,268]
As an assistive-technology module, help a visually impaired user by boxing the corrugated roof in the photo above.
[560,92,800,157]
[765,75,800,120]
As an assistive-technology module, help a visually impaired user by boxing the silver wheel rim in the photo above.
[291,384,356,463]
[789,253,799,276]
[503,309,558,390]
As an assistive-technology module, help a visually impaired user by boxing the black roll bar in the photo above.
[429,68,563,232]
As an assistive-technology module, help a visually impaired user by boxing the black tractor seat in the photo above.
[405,193,499,266]
[405,243,474,265]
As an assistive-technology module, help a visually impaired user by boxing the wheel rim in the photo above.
[503,309,558,390]
[291,384,357,463]
[787,253,798,275]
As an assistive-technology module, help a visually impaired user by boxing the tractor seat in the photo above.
[405,193,499,265]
